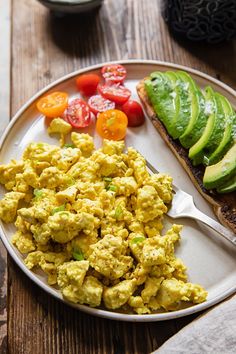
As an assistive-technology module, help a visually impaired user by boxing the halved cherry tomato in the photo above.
[36,92,68,118]
[122,100,145,127]
[98,84,131,105]
[65,98,91,128]
[101,64,127,84]
[76,73,100,96]
[96,109,128,140]
[88,95,115,115]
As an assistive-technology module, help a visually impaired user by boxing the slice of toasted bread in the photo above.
[137,79,236,233]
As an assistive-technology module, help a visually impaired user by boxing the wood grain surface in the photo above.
[0,0,10,352]
[1,0,236,353]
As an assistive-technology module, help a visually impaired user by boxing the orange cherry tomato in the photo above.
[36,92,68,118]
[96,109,128,141]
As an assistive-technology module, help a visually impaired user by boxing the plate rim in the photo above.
[1,59,236,322]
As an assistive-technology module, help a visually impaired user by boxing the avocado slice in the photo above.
[145,72,179,138]
[203,144,236,189]
[178,71,208,149]
[165,71,191,139]
[217,174,236,193]
[189,86,225,166]
[164,71,181,138]
[207,94,236,165]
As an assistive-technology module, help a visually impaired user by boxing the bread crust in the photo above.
[137,79,236,233]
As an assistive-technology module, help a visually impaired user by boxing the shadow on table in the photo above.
[8,259,201,354]
[169,28,236,86]
[47,8,104,59]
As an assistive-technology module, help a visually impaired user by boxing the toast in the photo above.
[137,79,236,233]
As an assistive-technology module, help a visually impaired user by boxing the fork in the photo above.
[145,159,236,246]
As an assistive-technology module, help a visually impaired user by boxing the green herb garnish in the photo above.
[108,185,117,192]
[103,177,112,182]
[33,189,43,199]
[73,248,84,261]
[114,205,123,219]
[52,204,65,215]
[131,236,145,244]
[63,143,76,148]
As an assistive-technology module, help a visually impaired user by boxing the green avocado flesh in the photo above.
[178,71,208,149]
[144,70,236,194]
[165,71,181,138]
[145,72,178,137]
[217,174,236,193]
[207,94,236,165]
[203,144,236,189]
[188,86,220,166]
[166,71,191,139]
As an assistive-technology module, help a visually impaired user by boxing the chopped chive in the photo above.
[73,248,84,261]
[108,185,117,192]
[63,143,76,148]
[114,205,123,219]
[131,236,145,244]
[52,204,65,215]
[104,177,112,182]
[33,189,43,198]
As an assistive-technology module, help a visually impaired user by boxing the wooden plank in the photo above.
[0,0,11,353]
[0,241,7,354]
[8,0,236,353]
[0,0,11,134]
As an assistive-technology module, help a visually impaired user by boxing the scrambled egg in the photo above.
[0,118,207,313]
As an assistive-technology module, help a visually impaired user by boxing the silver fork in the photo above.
[145,159,236,246]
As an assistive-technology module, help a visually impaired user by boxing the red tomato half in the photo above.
[65,98,91,128]
[98,84,131,105]
[122,100,145,127]
[88,95,115,115]
[76,73,100,96]
[101,64,127,84]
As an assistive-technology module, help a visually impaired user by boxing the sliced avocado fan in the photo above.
[207,94,236,165]
[217,174,236,193]
[164,71,182,138]
[203,144,236,189]
[189,86,224,166]
[165,71,190,139]
[178,71,208,149]
[145,72,179,138]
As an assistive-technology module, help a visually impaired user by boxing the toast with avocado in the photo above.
[137,71,236,233]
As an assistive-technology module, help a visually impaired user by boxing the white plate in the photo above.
[0,60,236,322]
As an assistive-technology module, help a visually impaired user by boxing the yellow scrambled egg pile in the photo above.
[0,118,207,314]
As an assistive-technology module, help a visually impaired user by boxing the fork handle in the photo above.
[188,209,236,246]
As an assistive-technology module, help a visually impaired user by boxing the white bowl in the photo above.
[37,0,103,13]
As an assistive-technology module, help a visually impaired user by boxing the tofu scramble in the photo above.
[0,118,207,314]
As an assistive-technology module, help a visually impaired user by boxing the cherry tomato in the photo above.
[96,109,128,140]
[98,84,131,105]
[76,73,100,96]
[101,64,127,84]
[88,95,115,115]
[65,98,91,128]
[122,100,145,127]
[36,92,68,118]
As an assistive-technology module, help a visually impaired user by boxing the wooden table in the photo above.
[0,1,235,353]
